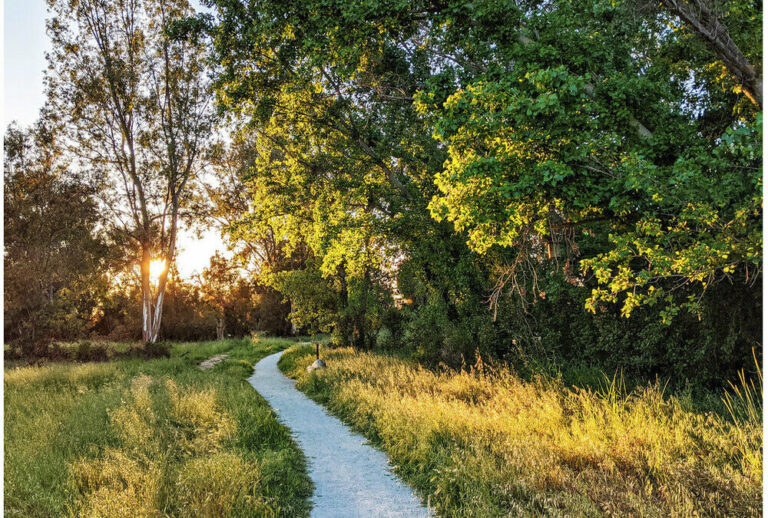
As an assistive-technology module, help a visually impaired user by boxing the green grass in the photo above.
[280,345,762,517]
[5,337,312,517]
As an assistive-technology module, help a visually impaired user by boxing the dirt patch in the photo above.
[198,354,229,371]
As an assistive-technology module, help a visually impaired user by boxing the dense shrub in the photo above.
[161,321,218,342]
[75,341,109,362]
[138,342,172,359]
[369,262,761,392]
[499,272,763,390]
[4,124,113,351]
[114,341,172,360]
[402,297,450,363]
[375,327,398,350]
[251,286,292,336]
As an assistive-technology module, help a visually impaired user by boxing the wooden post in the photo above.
[316,343,320,360]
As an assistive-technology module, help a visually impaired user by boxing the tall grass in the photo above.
[280,345,762,517]
[721,348,762,484]
[5,337,312,517]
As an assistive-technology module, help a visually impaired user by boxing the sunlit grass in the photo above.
[5,337,312,517]
[721,349,763,484]
[280,346,762,517]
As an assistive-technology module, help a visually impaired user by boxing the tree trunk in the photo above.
[216,317,225,340]
[357,267,371,349]
[141,245,155,342]
[336,261,351,346]
[140,234,175,343]
[144,197,180,343]
[660,0,762,107]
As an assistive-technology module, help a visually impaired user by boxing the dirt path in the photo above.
[249,351,431,518]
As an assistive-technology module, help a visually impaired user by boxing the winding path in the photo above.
[248,351,431,518]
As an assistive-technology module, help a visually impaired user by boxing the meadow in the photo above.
[280,345,762,517]
[4,337,312,518]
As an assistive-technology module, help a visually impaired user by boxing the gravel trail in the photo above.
[248,350,431,518]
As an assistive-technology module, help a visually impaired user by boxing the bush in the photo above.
[403,298,449,363]
[379,306,404,337]
[399,296,502,367]
[75,341,109,362]
[330,327,349,348]
[119,341,171,360]
[161,321,217,342]
[4,344,23,360]
[375,327,398,350]
[496,273,764,391]
[143,341,171,359]
[252,287,292,336]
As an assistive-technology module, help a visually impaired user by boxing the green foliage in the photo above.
[375,327,398,350]
[488,267,761,389]
[139,341,172,359]
[418,0,762,316]
[4,123,112,351]
[269,261,338,335]
[75,341,109,362]
[581,116,762,320]
[251,285,293,336]
[200,0,760,384]
[199,253,263,339]
[402,297,451,363]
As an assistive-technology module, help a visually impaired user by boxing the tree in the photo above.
[203,0,759,320]
[200,0,760,377]
[46,0,214,342]
[205,131,310,335]
[199,252,239,339]
[4,122,110,353]
[413,0,761,318]
[202,0,465,347]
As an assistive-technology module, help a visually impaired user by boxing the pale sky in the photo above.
[3,0,229,279]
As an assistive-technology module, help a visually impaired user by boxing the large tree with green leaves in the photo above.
[196,0,480,348]
[201,0,759,318]
[46,0,214,342]
[193,0,760,378]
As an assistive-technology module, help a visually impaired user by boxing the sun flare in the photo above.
[149,258,167,284]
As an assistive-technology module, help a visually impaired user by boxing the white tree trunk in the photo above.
[143,205,178,343]
[141,248,156,343]
[141,278,166,344]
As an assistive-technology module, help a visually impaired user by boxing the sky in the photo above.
[3,0,228,279]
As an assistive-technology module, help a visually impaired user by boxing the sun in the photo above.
[149,258,167,284]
